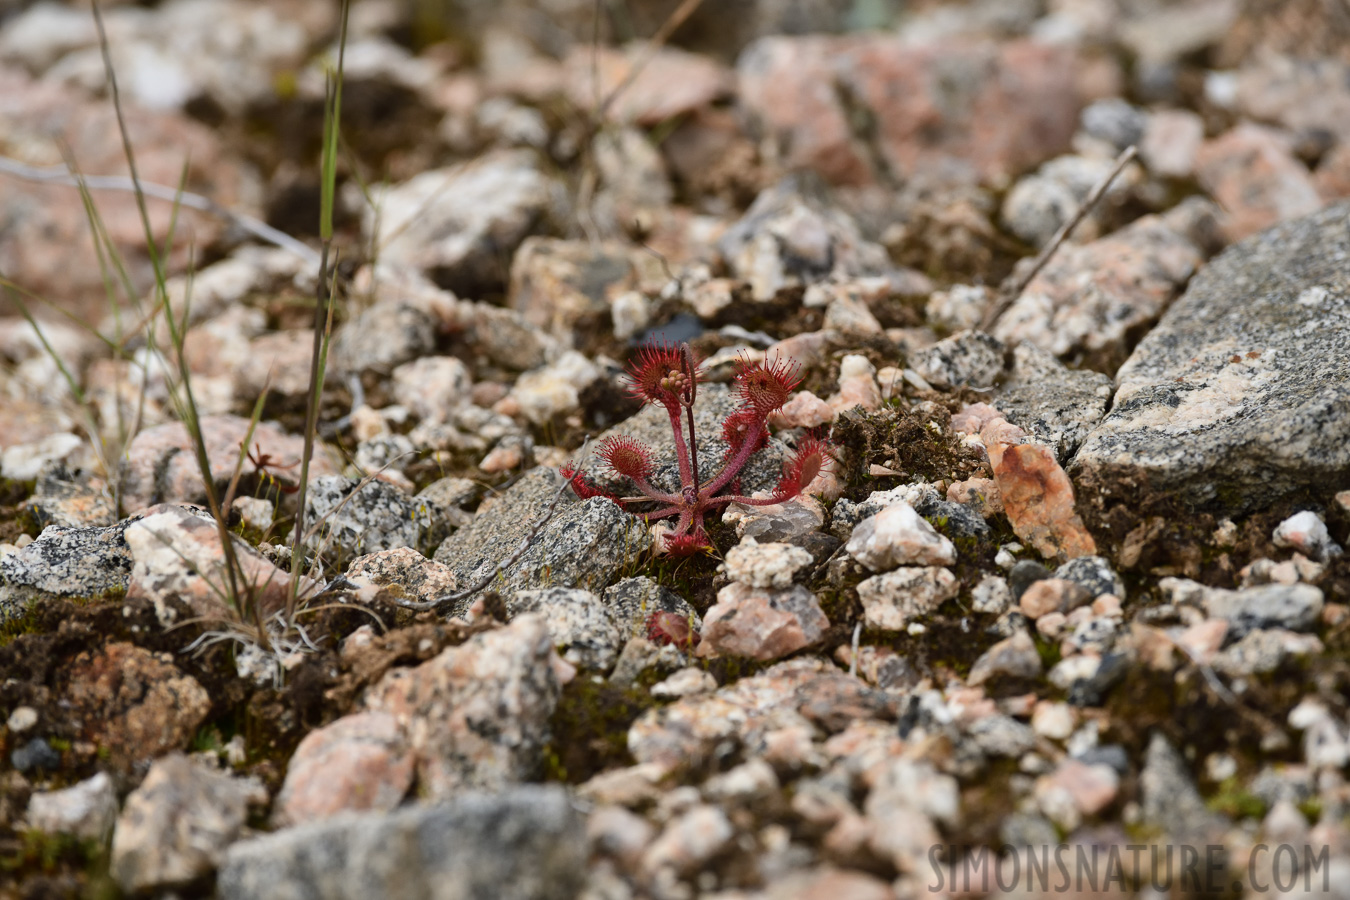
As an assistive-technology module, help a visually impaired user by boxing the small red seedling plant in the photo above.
[562,341,834,556]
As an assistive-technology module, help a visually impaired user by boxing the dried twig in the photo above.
[0,156,321,267]
[595,0,707,123]
[979,145,1138,332]
[391,440,590,614]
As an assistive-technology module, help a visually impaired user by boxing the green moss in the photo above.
[0,600,44,649]
[1207,778,1268,821]
[191,724,228,756]
[543,675,662,784]
[0,829,115,897]
[1034,633,1063,672]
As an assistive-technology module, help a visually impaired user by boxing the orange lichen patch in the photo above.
[988,442,1096,562]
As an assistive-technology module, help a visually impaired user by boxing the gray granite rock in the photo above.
[968,630,1042,686]
[411,478,475,550]
[331,301,437,377]
[1139,733,1227,843]
[353,434,416,478]
[417,475,479,510]
[366,149,564,295]
[601,576,701,640]
[1212,628,1324,677]
[434,467,651,618]
[716,174,891,301]
[21,464,116,529]
[111,754,266,894]
[508,587,624,671]
[304,476,434,566]
[1072,202,1350,515]
[856,566,958,631]
[25,771,118,841]
[1201,583,1323,640]
[913,330,1006,390]
[217,786,585,900]
[1001,154,1138,249]
[1080,99,1146,151]
[994,342,1112,460]
[0,518,136,621]
[915,496,990,539]
[829,483,940,542]
[969,714,1037,758]
[1053,555,1125,600]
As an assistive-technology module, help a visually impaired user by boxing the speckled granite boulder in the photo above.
[0,519,136,621]
[303,477,434,566]
[1072,201,1350,516]
[433,467,651,617]
[218,786,585,900]
[994,342,1112,461]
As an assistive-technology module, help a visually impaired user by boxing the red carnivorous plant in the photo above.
[561,341,833,556]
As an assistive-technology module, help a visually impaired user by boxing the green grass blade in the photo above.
[319,0,350,242]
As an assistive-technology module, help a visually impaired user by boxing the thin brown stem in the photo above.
[980,145,1138,332]
[595,0,707,123]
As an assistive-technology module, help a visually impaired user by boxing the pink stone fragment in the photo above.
[1195,123,1321,242]
[1041,758,1119,817]
[698,583,829,661]
[1019,578,1092,620]
[770,390,837,429]
[950,402,1003,436]
[988,442,1096,562]
[947,477,1004,518]
[1175,619,1229,665]
[273,711,415,827]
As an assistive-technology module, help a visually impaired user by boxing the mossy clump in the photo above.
[882,612,1002,682]
[0,829,115,899]
[543,676,661,784]
[0,600,44,649]
[1207,778,1268,821]
[831,405,985,502]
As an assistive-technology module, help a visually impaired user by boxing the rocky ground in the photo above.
[2,0,1350,897]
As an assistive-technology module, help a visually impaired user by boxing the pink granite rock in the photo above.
[738,35,1081,187]
[1019,578,1093,620]
[993,212,1204,370]
[0,68,261,321]
[125,505,310,623]
[65,643,210,774]
[362,615,568,798]
[1035,759,1120,828]
[565,43,732,126]
[273,711,414,827]
[1196,123,1322,242]
[345,548,458,607]
[947,477,1004,518]
[770,390,837,429]
[121,415,338,513]
[737,36,872,186]
[699,583,828,661]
